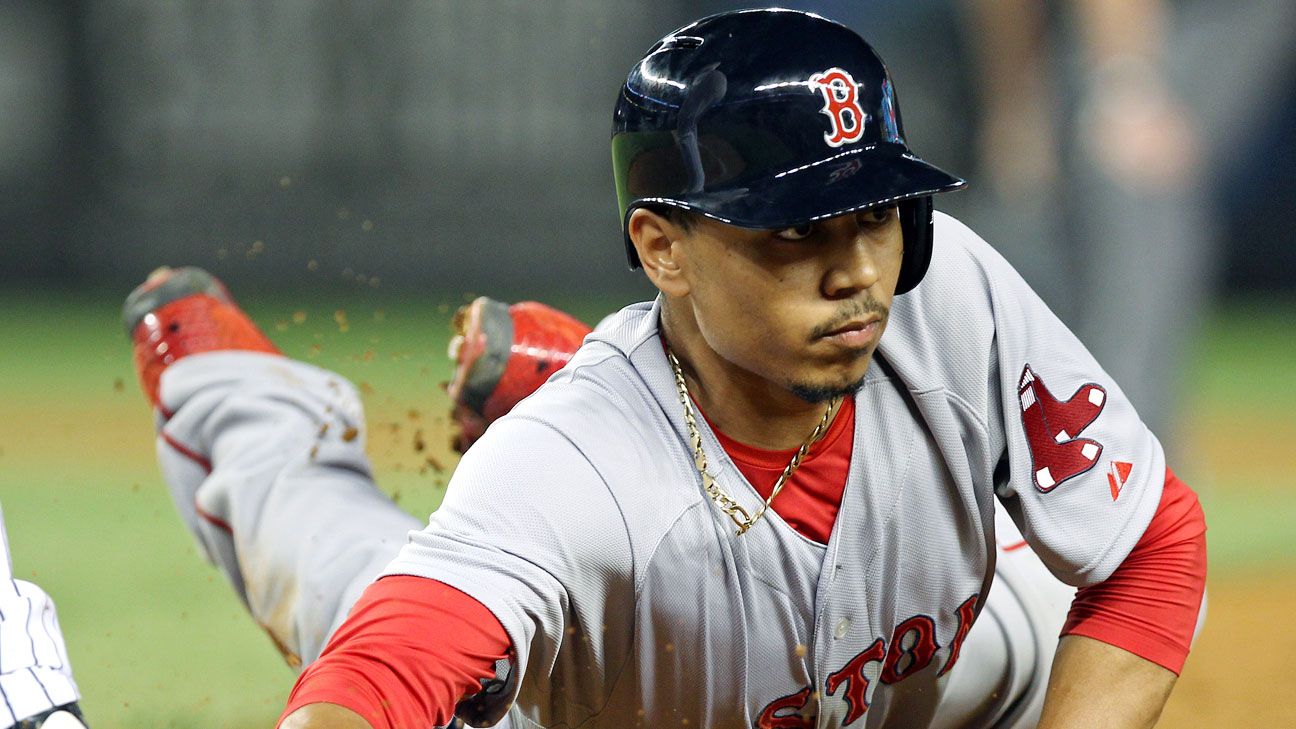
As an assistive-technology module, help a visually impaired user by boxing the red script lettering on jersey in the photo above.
[756,686,816,729]
[763,594,980,726]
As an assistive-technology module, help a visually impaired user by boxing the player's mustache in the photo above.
[809,299,889,340]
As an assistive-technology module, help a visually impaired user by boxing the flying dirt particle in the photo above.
[361,219,374,232]
[293,310,307,324]
[113,377,124,392]
[407,409,421,421]
[279,176,291,188]
[318,423,330,437]
[359,382,375,396]
[309,445,319,460]
[306,259,319,272]
[275,320,288,331]
[363,350,375,362]
[425,455,444,473]
[307,343,322,358]
[413,429,426,453]
[795,644,808,658]
[334,309,349,333]
[369,276,380,288]
[216,247,228,260]
[341,427,359,442]
[337,207,351,220]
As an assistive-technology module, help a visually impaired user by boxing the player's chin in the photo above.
[786,360,871,404]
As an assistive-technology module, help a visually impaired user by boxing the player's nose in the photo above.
[820,218,882,299]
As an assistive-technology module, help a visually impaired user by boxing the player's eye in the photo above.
[858,206,897,226]
[774,222,815,240]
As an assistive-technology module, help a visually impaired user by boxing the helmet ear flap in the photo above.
[895,197,934,295]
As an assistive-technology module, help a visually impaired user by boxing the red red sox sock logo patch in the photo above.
[1018,364,1107,492]
[809,67,869,147]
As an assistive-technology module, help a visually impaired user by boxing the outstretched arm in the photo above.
[1039,635,1175,728]
[1039,469,1207,725]
[276,576,510,729]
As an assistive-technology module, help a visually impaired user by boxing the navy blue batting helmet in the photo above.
[611,8,965,294]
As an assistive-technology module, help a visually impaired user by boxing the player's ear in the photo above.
[628,208,690,298]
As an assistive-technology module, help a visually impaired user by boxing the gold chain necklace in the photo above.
[666,349,839,535]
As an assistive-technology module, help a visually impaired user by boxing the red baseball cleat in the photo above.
[123,266,279,409]
[447,297,591,452]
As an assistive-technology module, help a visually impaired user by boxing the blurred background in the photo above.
[0,0,1291,726]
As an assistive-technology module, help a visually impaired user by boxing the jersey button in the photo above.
[834,617,851,639]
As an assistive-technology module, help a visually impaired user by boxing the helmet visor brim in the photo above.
[636,146,965,231]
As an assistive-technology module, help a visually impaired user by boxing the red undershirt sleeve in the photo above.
[278,575,511,729]
[1061,467,1206,674]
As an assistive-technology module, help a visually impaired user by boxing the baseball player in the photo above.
[125,9,1206,729]
[0,505,87,729]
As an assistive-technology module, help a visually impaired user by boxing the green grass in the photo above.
[0,289,1291,727]
[1184,299,1296,414]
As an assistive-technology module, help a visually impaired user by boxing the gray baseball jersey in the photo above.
[377,212,1164,727]
[152,212,1157,728]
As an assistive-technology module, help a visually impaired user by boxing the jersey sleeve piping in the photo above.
[530,362,730,606]
[506,413,638,588]
[486,413,646,724]
[380,415,636,722]
[941,388,992,437]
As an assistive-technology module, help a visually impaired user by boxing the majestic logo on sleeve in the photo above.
[810,68,869,147]
[1018,364,1107,492]
[1107,460,1134,500]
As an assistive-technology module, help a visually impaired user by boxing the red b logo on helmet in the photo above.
[810,67,869,147]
